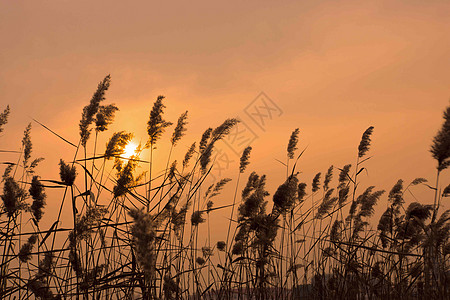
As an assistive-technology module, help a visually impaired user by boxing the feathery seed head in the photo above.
[59,160,77,186]
[217,241,226,251]
[147,95,173,147]
[95,104,118,132]
[22,123,32,167]
[312,172,321,193]
[30,176,46,223]
[1,177,27,217]
[191,210,205,226]
[0,105,10,133]
[273,175,299,213]
[105,131,133,160]
[323,165,333,191]
[79,75,111,146]
[287,128,300,159]
[316,189,337,219]
[411,177,427,186]
[18,234,38,262]
[182,142,196,169]
[358,126,374,158]
[388,179,403,206]
[239,146,252,173]
[298,182,307,202]
[196,257,206,265]
[338,164,351,184]
[431,106,450,170]
[171,111,188,146]
[199,128,212,154]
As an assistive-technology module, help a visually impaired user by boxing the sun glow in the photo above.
[123,142,138,159]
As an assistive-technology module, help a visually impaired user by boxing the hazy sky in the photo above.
[1,1,449,230]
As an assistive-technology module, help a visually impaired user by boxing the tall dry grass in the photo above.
[0,76,449,299]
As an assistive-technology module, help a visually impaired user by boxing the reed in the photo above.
[0,78,449,299]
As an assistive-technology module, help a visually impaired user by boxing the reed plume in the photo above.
[1,177,27,217]
[59,159,77,186]
[171,111,188,146]
[287,128,300,159]
[95,104,118,132]
[298,182,307,202]
[29,175,46,223]
[200,118,239,171]
[431,105,450,170]
[18,234,37,262]
[199,128,212,154]
[0,104,10,133]
[22,123,32,167]
[105,131,133,159]
[239,146,252,173]
[147,95,173,147]
[273,174,299,214]
[312,172,321,193]
[358,126,374,158]
[323,165,333,191]
[182,142,196,169]
[79,75,111,146]
[315,189,337,219]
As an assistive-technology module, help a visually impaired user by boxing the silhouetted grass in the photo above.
[1,76,449,299]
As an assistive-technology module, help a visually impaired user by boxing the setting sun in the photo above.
[123,142,138,159]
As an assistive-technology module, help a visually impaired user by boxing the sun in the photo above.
[123,142,138,159]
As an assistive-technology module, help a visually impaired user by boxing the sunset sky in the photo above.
[1,0,449,231]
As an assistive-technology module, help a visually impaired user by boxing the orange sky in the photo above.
[1,0,449,232]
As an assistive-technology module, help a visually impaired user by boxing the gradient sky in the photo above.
[1,0,449,231]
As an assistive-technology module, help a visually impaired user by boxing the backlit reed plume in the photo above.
[28,252,59,300]
[1,177,27,217]
[59,159,77,186]
[330,220,343,242]
[287,128,300,159]
[168,160,177,183]
[209,178,232,198]
[0,104,10,133]
[29,176,46,223]
[18,234,37,262]
[315,189,336,219]
[323,165,333,191]
[22,123,32,167]
[338,164,351,185]
[199,128,212,153]
[348,186,384,238]
[182,142,196,169]
[358,126,374,158]
[217,241,226,251]
[298,182,307,202]
[388,179,404,207]
[431,105,450,170]
[239,146,252,173]
[79,75,111,146]
[128,208,159,283]
[95,104,118,132]
[171,111,188,146]
[191,210,205,226]
[238,172,269,219]
[312,172,321,193]
[200,118,239,171]
[357,186,384,218]
[104,131,133,159]
[68,206,108,276]
[113,156,141,198]
[273,174,299,214]
[147,95,173,147]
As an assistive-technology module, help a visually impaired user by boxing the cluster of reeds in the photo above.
[1,76,449,299]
